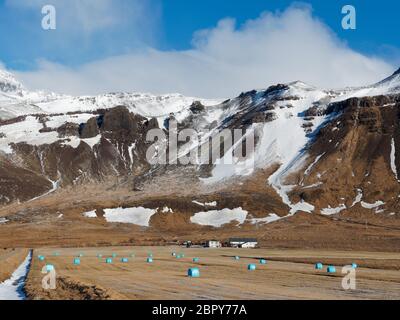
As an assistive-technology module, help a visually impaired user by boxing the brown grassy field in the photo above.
[1,171,399,252]
[24,247,400,300]
[0,248,29,283]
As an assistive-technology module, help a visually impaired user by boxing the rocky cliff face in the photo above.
[0,106,158,204]
[286,94,400,215]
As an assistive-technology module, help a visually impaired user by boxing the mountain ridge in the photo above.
[1,68,400,247]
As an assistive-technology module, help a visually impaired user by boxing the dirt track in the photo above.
[24,247,400,300]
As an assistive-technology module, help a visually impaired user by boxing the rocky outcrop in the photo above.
[0,106,160,203]
[80,117,99,139]
[190,101,206,114]
[57,122,80,138]
[287,94,400,213]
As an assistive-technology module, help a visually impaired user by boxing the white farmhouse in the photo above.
[229,238,258,248]
[206,240,222,248]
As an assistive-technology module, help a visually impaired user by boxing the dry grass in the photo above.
[25,247,400,300]
[0,248,29,282]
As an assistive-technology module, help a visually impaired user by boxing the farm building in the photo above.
[205,240,222,248]
[229,238,258,248]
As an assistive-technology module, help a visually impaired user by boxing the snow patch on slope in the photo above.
[351,189,363,207]
[321,204,347,216]
[0,113,102,154]
[0,116,59,153]
[203,83,330,188]
[45,113,94,128]
[28,177,60,202]
[248,213,282,224]
[304,153,325,176]
[63,135,101,149]
[192,200,217,207]
[249,85,330,214]
[161,206,173,213]
[390,138,398,181]
[190,208,248,227]
[82,210,97,218]
[0,217,8,224]
[361,201,385,209]
[37,93,221,119]
[0,251,32,300]
[104,207,157,227]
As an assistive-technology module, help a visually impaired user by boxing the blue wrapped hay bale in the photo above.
[260,259,267,265]
[46,264,55,272]
[193,258,200,262]
[106,258,113,264]
[38,255,45,261]
[234,256,240,261]
[248,264,256,271]
[172,252,176,257]
[315,263,323,270]
[147,257,153,263]
[121,258,129,263]
[351,263,358,269]
[73,258,80,265]
[327,266,336,273]
[188,268,200,278]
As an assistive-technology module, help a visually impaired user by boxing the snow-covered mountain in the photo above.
[0,69,23,93]
[1,67,400,221]
[0,69,63,120]
[0,69,221,121]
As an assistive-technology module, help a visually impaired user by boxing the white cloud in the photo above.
[12,5,395,98]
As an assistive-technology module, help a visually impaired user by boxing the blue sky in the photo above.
[161,0,399,59]
[0,0,399,97]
